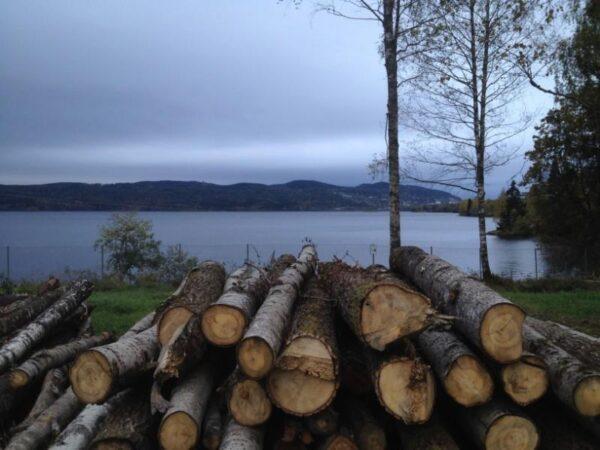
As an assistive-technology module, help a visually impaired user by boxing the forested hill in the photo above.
[0,180,459,211]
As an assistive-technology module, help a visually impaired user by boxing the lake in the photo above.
[0,211,544,280]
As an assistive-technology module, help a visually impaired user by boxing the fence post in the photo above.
[534,247,538,279]
[246,244,250,263]
[430,246,433,255]
[100,245,105,279]
[5,246,9,282]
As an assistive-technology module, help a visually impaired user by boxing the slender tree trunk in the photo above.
[383,0,401,255]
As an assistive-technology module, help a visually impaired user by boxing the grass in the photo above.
[89,286,172,335]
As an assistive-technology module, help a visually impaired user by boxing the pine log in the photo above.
[10,332,113,389]
[395,413,460,450]
[267,280,339,416]
[498,353,549,406]
[158,361,215,450]
[238,244,317,379]
[391,246,525,363]
[201,263,273,347]
[70,325,159,404]
[225,366,272,426]
[526,316,600,369]
[5,388,83,450]
[417,327,494,407]
[49,389,131,450]
[155,261,226,345]
[523,324,600,417]
[454,398,539,450]
[0,289,63,337]
[0,280,94,373]
[305,407,339,436]
[338,396,386,450]
[202,394,224,450]
[121,311,155,340]
[219,417,264,450]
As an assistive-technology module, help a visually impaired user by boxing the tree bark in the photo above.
[225,366,272,426]
[158,361,215,450]
[497,353,549,406]
[523,324,600,417]
[395,412,460,450]
[526,316,600,369]
[219,417,264,450]
[416,327,494,407]
[5,388,82,450]
[267,279,339,417]
[338,396,386,450]
[70,325,159,404]
[121,311,155,340]
[391,246,525,363]
[0,289,62,337]
[305,406,339,437]
[237,244,317,379]
[49,389,131,450]
[202,394,223,450]
[10,332,113,389]
[155,261,226,345]
[321,261,436,351]
[0,280,94,373]
[454,397,539,450]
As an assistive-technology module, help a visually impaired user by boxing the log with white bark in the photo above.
[321,261,438,351]
[49,389,131,450]
[416,326,494,407]
[237,244,317,379]
[395,412,460,450]
[526,316,600,369]
[454,397,539,450]
[5,388,83,450]
[0,278,59,317]
[391,246,525,363]
[0,289,62,337]
[219,417,264,450]
[226,366,272,426]
[338,396,386,450]
[202,394,224,450]
[497,352,549,406]
[202,256,294,347]
[0,280,94,373]
[523,324,600,417]
[121,311,155,340]
[70,325,159,404]
[158,361,215,450]
[268,279,339,417]
[9,332,113,389]
[155,261,226,345]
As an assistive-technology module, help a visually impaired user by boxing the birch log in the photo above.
[158,361,215,450]
[219,417,264,450]
[498,353,549,406]
[321,261,437,351]
[416,327,494,407]
[5,388,82,450]
[226,366,272,426]
[0,289,62,337]
[49,389,131,450]
[523,325,600,417]
[0,280,94,373]
[155,261,226,345]
[70,325,159,404]
[10,332,113,389]
[391,246,525,363]
[238,244,317,379]
[202,394,224,450]
[121,312,155,340]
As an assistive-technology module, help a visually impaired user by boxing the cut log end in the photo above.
[238,337,274,379]
[480,303,525,363]
[69,350,113,404]
[8,369,29,389]
[229,378,272,426]
[276,337,336,381]
[158,411,199,450]
[376,358,435,424]
[445,354,494,407]
[501,355,549,406]
[158,307,193,346]
[574,374,600,417]
[201,304,247,347]
[91,440,134,450]
[321,435,358,450]
[485,415,539,450]
[267,368,336,416]
[361,283,432,351]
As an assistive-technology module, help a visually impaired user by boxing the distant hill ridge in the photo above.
[0,180,460,211]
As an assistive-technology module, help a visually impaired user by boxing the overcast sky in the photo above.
[1,0,554,196]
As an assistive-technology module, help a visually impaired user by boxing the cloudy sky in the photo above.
[1,0,554,196]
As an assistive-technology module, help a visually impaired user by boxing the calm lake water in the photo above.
[0,211,543,280]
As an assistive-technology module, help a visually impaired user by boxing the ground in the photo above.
[87,284,600,337]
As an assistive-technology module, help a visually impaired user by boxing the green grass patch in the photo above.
[499,289,600,337]
[89,286,172,335]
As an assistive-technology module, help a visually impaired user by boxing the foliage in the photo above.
[156,245,199,286]
[524,0,600,272]
[95,213,163,281]
[494,181,533,238]
[457,198,496,217]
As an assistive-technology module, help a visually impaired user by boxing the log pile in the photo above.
[1,244,599,449]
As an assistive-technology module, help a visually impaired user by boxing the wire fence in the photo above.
[0,242,593,283]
